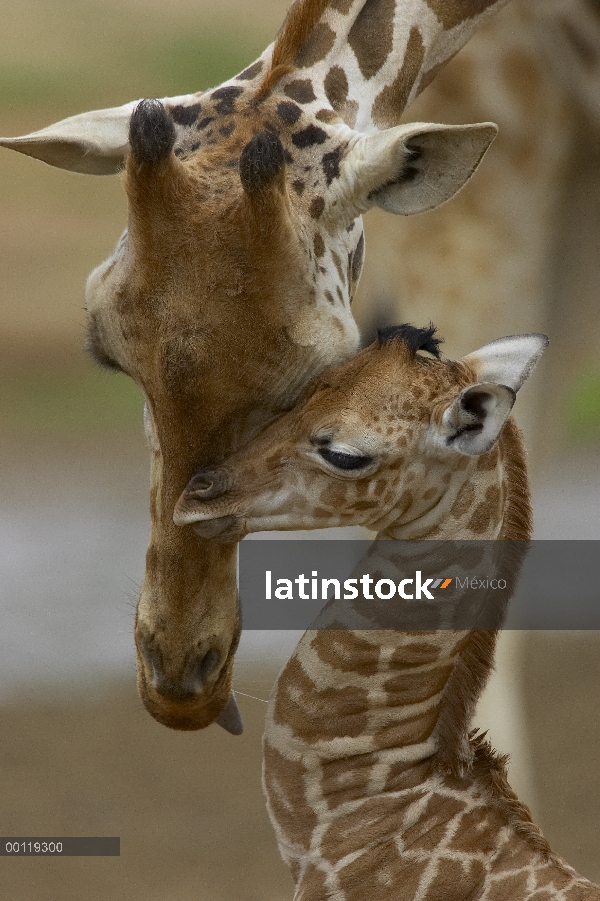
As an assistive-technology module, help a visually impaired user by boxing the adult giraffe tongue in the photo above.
[214,693,244,735]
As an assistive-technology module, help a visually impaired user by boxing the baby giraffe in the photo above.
[175,326,600,901]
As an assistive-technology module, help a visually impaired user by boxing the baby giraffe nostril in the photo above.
[192,476,214,493]
[185,469,229,500]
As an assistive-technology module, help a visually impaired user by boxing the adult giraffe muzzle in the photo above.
[0,0,509,731]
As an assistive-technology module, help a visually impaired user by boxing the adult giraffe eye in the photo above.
[317,447,374,471]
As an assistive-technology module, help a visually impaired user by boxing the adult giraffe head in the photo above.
[0,0,508,731]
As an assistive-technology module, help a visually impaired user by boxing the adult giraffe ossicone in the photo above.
[173,328,598,899]
[0,0,509,731]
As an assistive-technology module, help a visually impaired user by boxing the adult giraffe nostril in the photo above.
[194,647,221,684]
[138,642,225,703]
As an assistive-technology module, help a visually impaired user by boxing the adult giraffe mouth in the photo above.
[135,625,242,732]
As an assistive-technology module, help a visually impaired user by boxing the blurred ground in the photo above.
[0,673,292,901]
[1,2,599,899]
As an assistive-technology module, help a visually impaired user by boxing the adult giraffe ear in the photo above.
[0,101,139,174]
[439,334,549,456]
[339,122,498,217]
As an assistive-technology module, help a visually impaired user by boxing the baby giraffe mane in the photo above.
[370,322,547,860]
[434,404,547,858]
[469,731,558,863]
[377,321,443,358]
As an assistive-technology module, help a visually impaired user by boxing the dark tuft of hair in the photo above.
[239,129,286,193]
[377,323,443,359]
[129,99,176,165]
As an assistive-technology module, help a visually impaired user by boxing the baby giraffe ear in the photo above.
[439,334,549,456]
[339,121,498,218]
[441,383,516,456]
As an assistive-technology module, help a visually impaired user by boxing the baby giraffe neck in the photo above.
[379,420,530,541]
[261,421,599,900]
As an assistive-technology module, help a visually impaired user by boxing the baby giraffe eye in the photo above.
[317,447,374,471]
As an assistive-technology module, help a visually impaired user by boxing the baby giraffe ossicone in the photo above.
[175,326,600,901]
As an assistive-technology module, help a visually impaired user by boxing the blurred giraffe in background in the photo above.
[356,0,600,456]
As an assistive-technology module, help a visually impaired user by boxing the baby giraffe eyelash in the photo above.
[317,447,374,471]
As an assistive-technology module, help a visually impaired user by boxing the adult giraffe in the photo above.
[0,0,510,731]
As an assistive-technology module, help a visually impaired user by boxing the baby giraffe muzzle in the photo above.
[175,469,243,541]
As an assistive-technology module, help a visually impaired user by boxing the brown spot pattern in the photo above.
[296,865,329,901]
[564,883,599,901]
[310,197,325,219]
[388,641,442,668]
[322,147,342,185]
[321,793,422,863]
[313,631,380,676]
[487,871,530,901]
[397,488,414,514]
[536,866,577,892]
[373,705,439,749]
[236,60,263,81]
[296,22,336,68]
[425,0,503,30]
[450,480,475,518]
[348,0,396,80]
[384,662,453,705]
[494,841,540,874]
[384,758,434,793]
[372,27,425,129]
[467,484,501,534]
[337,845,428,901]
[320,753,375,809]
[313,233,325,257]
[449,806,505,854]
[324,65,349,110]
[427,857,485,901]
[330,249,345,282]
[402,793,465,849]
[274,656,369,741]
[284,79,317,104]
[277,100,302,124]
[478,446,499,471]
[316,108,339,123]
[263,740,317,844]
[292,124,328,148]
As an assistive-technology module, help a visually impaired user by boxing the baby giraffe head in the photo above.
[174,325,547,541]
